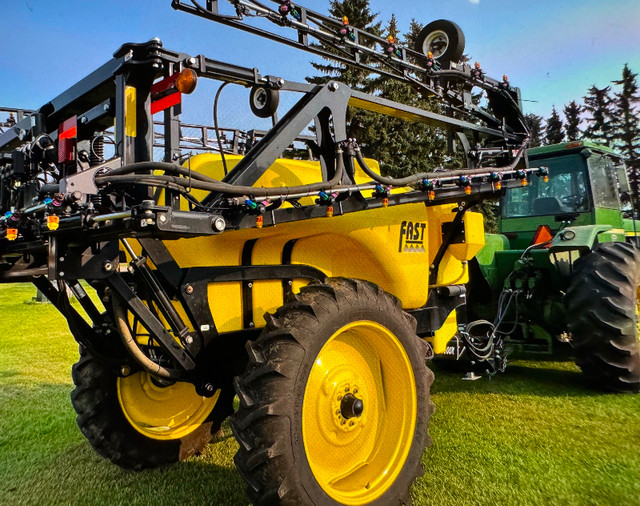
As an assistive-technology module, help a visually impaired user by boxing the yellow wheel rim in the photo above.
[117,372,219,440]
[302,321,417,504]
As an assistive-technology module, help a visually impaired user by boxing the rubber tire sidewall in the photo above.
[414,19,465,68]
[71,349,235,470]
[292,303,430,505]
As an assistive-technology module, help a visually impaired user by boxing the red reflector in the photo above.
[151,73,180,95]
[58,116,77,163]
[151,91,181,115]
[532,225,553,246]
[565,141,583,149]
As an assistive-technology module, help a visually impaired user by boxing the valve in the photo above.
[278,0,301,21]
[338,16,356,41]
[316,191,337,205]
[373,184,390,198]
[489,172,502,190]
[471,62,484,79]
[384,35,402,58]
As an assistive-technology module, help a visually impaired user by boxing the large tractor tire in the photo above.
[231,278,434,505]
[566,242,640,393]
[71,348,235,470]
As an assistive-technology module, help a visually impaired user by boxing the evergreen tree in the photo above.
[583,85,615,145]
[352,15,447,175]
[524,113,544,147]
[545,106,564,144]
[563,100,582,141]
[306,0,382,89]
[611,64,640,169]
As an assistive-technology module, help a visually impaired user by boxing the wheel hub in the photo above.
[340,393,363,419]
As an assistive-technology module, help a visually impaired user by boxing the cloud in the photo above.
[469,0,480,4]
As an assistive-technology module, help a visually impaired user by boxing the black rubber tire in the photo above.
[566,242,640,392]
[414,20,465,67]
[249,85,280,118]
[70,349,235,470]
[231,278,434,505]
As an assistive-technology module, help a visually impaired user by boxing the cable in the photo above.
[213,82,230,175]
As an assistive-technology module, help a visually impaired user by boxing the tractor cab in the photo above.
[498,141,628,249]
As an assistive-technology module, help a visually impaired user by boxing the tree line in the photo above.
[526,65,640,172]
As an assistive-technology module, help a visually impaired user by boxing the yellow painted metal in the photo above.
[124,86,137,138]
[301,321,417,504]
[430,310,458,354]
[145,153,481,333]
[426,206,485,287]
[117,372,219,440]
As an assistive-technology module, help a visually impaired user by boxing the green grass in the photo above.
[1,283,639,505]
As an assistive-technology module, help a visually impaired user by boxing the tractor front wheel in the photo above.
[231,278,434,505]
[566,242,640,392]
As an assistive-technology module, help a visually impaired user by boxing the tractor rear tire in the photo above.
[566,242,640,392]
[70,349,235,470]
[231,278,434,505]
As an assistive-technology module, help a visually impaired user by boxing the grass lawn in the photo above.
[1,283,639,505]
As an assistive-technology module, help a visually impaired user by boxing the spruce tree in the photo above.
[611,64,640,169]
[306,0,382,89]
[563,100,582,141]
[583,85,615,145]
[545,106,564,145]
[524,113,544,147]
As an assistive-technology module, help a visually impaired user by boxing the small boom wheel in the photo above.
[232,278,434,505]
[414,19,465,68]
[249,85,280,118]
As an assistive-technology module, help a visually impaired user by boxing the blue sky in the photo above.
[1,0,639,128]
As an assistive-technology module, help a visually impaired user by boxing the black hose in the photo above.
[353,138,529,187]
[97,148,346,198]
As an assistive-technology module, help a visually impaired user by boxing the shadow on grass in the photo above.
[429,359,606,398]
[0,381,249,505]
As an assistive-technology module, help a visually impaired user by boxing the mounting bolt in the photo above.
[80,116,88,124]
[185,335,194,345]
[188,57,198,67]
[249,322,255,328]
[329,82,339,91]
[58,271,65,277]
[204,383,215,394]
[247,282,253,288]
[103,103,110,112]
[159,214,167,223]
[212,216,226,232]
[120,365,131,376]
[103,261,113,272]
[277,77,285,87]
[185,285,194,295]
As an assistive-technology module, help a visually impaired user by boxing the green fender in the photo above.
[548,224,615,253]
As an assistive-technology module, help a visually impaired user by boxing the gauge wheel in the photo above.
[566,242,640,392]
[249,85,280,118]
[414,19,465,68]
[231,278,434,505]
[70,347,235,470]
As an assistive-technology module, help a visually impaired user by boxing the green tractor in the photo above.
[465,141,640,393]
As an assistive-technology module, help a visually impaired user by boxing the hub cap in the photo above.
[118,372,219,440]
[302,321,417,504]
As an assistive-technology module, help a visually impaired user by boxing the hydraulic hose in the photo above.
[352,138,530,187]
[96,147,346,198]
[112,295,174,380]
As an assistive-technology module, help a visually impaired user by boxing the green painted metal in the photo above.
[528,140,621,159]
[548,224,613,252]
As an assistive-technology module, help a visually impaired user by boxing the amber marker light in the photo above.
[47,215,60,231]
[6,228,18,241]
[176,68,198,94]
